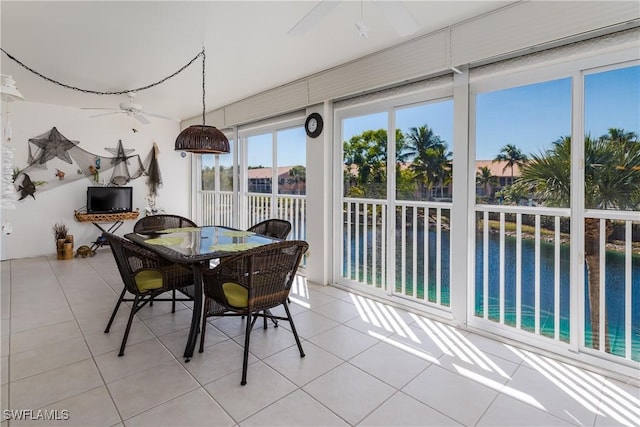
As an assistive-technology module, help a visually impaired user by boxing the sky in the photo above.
[204,64,639,168]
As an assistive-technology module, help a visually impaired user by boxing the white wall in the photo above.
[0,101,190,260]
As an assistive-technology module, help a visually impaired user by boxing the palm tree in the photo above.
[493,144,528,184]
[476,166,498,199]
[428,144,452,199]
[518,129,640,351]
[495,184,529,205]
[605,127,637,144]
[404,125,448,199]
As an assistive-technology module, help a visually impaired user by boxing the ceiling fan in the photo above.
[287,0,420,38]
[82,92,176,124]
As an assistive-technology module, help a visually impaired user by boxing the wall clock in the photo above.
[305,113,323,138]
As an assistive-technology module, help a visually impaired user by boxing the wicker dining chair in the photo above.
[133,214,197,234]
[198,240,308,385]
[248,218,295,309]
[102,232,195,356]
[247,218,291,240]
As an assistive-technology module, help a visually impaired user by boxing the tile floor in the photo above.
[1,252,639,426]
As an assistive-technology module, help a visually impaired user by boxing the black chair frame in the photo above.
[247,218,292,240]
[198,240,308,385]
[133,214,197,235]
[103,232,194,356]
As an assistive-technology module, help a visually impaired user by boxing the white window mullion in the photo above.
[571,70,584,353]
[271,130,278,218]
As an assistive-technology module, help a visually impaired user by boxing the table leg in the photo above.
[183,263,203,361]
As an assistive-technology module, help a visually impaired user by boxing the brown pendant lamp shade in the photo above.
[175,125,229,154]
[175,49,229,154]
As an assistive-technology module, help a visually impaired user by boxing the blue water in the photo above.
[344,225,640,361]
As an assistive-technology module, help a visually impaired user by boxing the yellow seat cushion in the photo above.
[222,282,248,308]
[134,270,164,292]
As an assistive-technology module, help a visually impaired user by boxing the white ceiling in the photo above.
[1,1,513,123]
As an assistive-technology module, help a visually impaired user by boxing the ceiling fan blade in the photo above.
[89,111,121,118]
[81,107,119,111]
[143,112,179,122]
[287,0,340,36]
[134,113,150,125]
[371,0,419,36]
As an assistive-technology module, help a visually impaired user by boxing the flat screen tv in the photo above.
[86,186,133,214]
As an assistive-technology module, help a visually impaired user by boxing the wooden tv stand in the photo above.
[74,210,140,252]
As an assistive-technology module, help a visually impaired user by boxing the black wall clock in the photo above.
[305,113,323,138]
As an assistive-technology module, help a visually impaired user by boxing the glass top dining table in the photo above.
[125,225,280,361]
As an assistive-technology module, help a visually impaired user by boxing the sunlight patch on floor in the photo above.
[368,330,439,364]
[350,293,420,342]
[411,314,511,378]
[453,363,546,410]
[507,345,640,427]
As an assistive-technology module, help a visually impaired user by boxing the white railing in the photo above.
[199,188,638,362]
[474,205,571,344]
[247,194,272,226]
[474,205,570,340]
[394,201,452,308]
[342,198,452,310]
[246,193,307,241]
[198,191,307,240]
[277,195,307,241]
[584,209,638,361]
[198,191,234,227]
[343,198,387,290]
[474,204,640,363]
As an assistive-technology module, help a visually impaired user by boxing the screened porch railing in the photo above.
[584,209,638,362]
[198,191,234,227]
[198,191,307,240]
[246,193,307,240]
[473,205,571,344]
[342,198,452,310]
[474,204,639,363]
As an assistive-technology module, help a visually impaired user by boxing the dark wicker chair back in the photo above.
[199,240,308,385]
[133,214,197,234]
[103,232,194,356]
[247,218,291,240]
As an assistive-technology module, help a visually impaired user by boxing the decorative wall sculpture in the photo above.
[13,127,161,201]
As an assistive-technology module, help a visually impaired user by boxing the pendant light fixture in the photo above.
[174,49,229,154]
[1,74,24,102]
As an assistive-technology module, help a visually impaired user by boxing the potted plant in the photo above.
[52,222,72,260]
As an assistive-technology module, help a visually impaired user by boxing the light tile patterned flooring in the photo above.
[1,252,639,426]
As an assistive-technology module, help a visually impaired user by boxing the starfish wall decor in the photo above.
[28,127,78,164]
